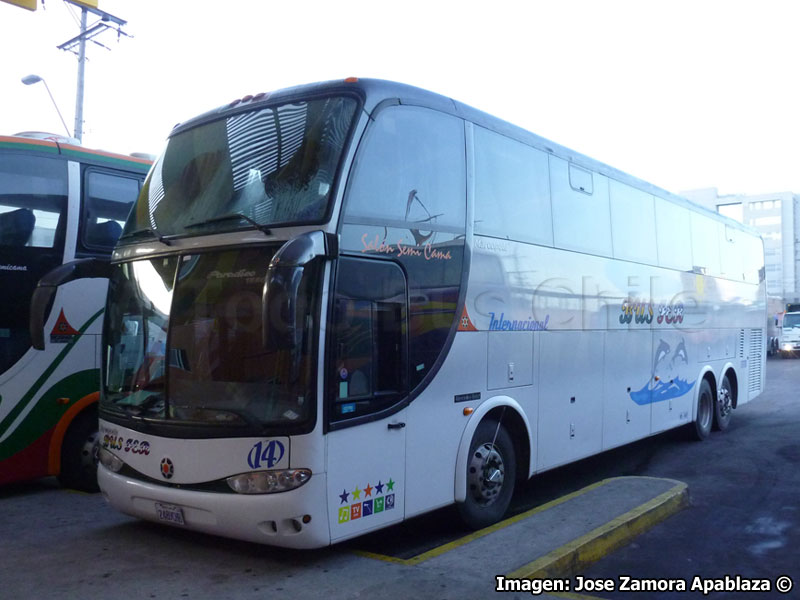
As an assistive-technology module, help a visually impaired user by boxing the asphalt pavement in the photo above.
[579,356,800,599]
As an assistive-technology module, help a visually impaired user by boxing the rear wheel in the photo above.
[457,419,516,530]
[692,379,713,441]
[713,374,734,431]
[58,410,100,492]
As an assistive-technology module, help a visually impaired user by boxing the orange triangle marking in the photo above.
[457,306,478,331]
[50,309,80,336]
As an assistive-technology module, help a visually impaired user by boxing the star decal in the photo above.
[352,486,361,500]
[364,483,373,497]
[375,480,384,494]
[339,489,349,504]
[386,478,395,492]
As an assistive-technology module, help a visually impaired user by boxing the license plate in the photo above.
[155,502,185,525]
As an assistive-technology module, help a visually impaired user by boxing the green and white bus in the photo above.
[0,132,150,490]
[35,79,765,547]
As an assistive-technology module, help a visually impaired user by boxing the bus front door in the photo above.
[325,256,409,542]
[326,409,407,543]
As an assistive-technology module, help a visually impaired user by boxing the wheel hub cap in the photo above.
[467,443,505,506]
[718,387,732,417]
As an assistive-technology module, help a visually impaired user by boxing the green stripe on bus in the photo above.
[0,139,149,171]
[0,369,99,461]
[59,147,151,172]
[0,140,61,155]
[0,309,104,436]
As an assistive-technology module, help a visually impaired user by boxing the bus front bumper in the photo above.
[98,465,331,549]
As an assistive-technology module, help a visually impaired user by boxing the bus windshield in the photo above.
[102,247,320,433]
[121,96,357,240]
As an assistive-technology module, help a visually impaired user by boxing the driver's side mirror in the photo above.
[262,231,337,350]
[29,258,112,350]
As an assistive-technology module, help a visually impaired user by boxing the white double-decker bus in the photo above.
[35,79,766,547]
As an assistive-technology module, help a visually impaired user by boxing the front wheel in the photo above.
[713,374,734,431]
[457,419,516,530]
[692,379,714,441]
[58,410,100,492]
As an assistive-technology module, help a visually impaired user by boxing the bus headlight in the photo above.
[98,447,124,473]
[226,469,311,494]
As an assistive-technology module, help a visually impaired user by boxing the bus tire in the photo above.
[713,374,734,431]
[457,419,515,530]
[692,379,713,441]
[58,410,100,493]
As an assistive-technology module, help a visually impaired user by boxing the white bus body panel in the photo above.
[326,409,407,543]
[602,330,652,450]
[98,419,331,548]
[0,278,105,441]
[99,467,331,548]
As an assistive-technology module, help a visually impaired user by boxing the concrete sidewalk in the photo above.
[356,476,688,598]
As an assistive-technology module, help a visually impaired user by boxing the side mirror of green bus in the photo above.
[30,258,112,350]
[262,231,337,350]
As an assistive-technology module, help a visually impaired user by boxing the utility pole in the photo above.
[74,7,87,142]
[57,0,131,143]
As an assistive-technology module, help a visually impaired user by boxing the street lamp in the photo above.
[21,74,72,139]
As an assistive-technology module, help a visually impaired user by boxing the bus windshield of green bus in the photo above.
[120,96,357,240]
[102,247,319,433]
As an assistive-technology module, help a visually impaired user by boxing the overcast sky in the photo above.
[2,0,798,197]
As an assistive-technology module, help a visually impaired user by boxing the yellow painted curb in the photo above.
[508,480,689,579]
[354,477,613,565]
[355,477,687,570]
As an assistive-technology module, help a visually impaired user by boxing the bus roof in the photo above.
[171,77,759,239]
[0,133,152,173]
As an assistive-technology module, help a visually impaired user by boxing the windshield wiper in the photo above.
[186,213,272,236]
[110,392,166,422]
[120,227,172,246]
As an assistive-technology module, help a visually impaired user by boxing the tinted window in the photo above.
[0,154,66,249]
[690,212,722,276]
[103,248,320,433]
[550,156,612,257]
[609,180,657,264]
[344,105,465,230]
[0,153,67,373]
[341,106,466,391]
[330,257,407,422]
[474,126,552,245]
[655,197,693,271]
[123,96,357,239]
[81,170,141,252]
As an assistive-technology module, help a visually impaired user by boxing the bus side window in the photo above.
[330,257,408,423]
[80,169,142,255]
[342,105,466,229]
[341,105,467,389]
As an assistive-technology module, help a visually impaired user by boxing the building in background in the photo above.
[682,188,800,305]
